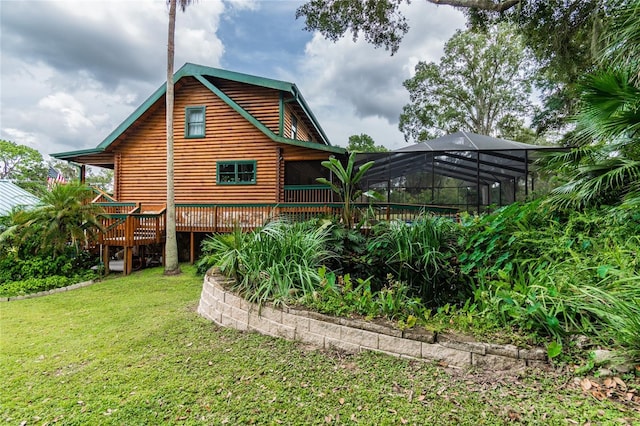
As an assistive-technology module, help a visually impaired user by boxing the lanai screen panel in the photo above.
[355,132,558,212]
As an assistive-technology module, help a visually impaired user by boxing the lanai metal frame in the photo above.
[355,131,561,213]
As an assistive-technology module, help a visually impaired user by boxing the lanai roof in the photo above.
[395,131,558,153]
[358,131,561,186]
[52,63,344,165]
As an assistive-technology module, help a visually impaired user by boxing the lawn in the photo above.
[1,265,638,425]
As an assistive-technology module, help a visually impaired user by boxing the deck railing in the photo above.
[95,202,138,215]
[99,208,166,247]
[174,202,458,233]
[177,203,340,232]
[284,185,334,203]
[94,201,458,245]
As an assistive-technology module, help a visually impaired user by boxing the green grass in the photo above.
[1,265,638,425]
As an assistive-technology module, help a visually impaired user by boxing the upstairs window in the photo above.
[185,106,205,138]
[217,160,256,185]
[291,115,297,140]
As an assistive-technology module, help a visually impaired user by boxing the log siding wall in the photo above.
[112,77,333,205]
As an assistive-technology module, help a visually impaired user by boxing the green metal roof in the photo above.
[51,148,105,160]
[0,180,40,216]
[52,63,343,160]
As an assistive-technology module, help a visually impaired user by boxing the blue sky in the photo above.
[0,0,466,159]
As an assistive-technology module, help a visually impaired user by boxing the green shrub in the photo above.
[0,247,96,284]
[301,268,427,323]
[197,227,247,277]
[461,202,640,357]
[367,214,463,306]
[0,275,74,297]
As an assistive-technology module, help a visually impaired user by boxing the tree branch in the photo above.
[427,0,521,12]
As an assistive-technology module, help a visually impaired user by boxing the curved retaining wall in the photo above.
[1,280,95,302]
[198,272,548,371]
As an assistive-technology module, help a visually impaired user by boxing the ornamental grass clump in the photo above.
[199,219,335,305]
[367,214,462,306]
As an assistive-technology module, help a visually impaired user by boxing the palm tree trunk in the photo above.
[164,0,180,275]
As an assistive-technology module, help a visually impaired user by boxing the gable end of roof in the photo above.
[52,63,337,159]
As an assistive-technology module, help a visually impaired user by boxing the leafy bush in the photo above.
[320,219,370,280]
[459,202,640,358]
[1,275,73,297]
[0,247,96,284]
[301,268,427,322]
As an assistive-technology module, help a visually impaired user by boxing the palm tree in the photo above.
[165,0,194,275]
[543,1,640,210]
[0,182,104,256]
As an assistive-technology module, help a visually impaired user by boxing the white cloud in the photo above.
[293,1,466,149]
[38,92,94,132]
[0,0,465,158]
[0,0,227,156]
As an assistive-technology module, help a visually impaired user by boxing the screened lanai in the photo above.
[355,131,560,213]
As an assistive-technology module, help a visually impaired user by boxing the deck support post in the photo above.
[190,232,195,264]
[124,246,133,276]
[102,245,110,276]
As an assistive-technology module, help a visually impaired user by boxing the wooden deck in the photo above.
[94,201,459,275]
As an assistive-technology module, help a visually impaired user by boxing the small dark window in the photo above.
[217,161,256,185]
[185,106,205,138]
[291,115,297,140]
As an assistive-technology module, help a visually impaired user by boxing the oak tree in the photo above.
[346,134,388,152]
[0,140,47,194]
[398,24,533,142]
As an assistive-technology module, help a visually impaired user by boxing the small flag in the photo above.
[47,167,66,189]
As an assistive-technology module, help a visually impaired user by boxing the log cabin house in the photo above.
[53,63,458,274]
[52,63,350,274]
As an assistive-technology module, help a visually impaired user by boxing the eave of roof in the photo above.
[51,63,342,159]
[51,148,105,160]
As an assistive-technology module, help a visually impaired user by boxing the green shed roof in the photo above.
[0,180,40,216]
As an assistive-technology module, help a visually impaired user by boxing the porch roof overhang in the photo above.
[51,148,115,168]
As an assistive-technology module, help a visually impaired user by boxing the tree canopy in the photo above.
[0,140,44,180]
[399,24,533,142]
[296,0,623,134]
[469,0,619,134]
[542,1,640,210]
[346,134,388,152]
[0,140,47,194]
[296,0,522,55]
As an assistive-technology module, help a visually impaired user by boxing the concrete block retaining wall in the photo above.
[198,272,548,371]
[0,280,95,302]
